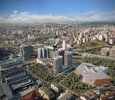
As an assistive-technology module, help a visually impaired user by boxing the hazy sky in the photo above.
[0,0,115,23]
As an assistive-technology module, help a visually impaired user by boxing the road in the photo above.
[72,51,115,60]
[27,69,48,84]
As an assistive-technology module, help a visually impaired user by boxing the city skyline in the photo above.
[0,0,115,23]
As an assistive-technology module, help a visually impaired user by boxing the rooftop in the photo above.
[65,52,72,55]
[57,90,73,100]
[78,62,108,73]
[51,82,61,88]
[53,56,63,60]
[11,77,33,90]
[77,62,111,79]
[39,86,54,97]
[5,70,26,79]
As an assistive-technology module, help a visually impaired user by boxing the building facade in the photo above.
[75,62,111,87]
[101,47,110,56]
[52,56,63,74]
[38,48,50,59]
[64,52,72,67]
[109,46,115,57]
[62,40,67,50]
[39,86,55,100]
[20,45,33,59]
[51,82,62,93]
[58,49,65,64]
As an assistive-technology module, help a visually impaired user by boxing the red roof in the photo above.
[21,92,43,100]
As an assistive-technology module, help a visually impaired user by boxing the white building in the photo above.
[38,48,50,59]
[98,34,104,41]
[62,40,67,50]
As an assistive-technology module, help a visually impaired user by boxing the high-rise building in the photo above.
[52,56,63,74]
[62,40,67,50]
[58,49,65,64]
[20,45,33,59]
[38,48,50,59]
[64,52,72,67]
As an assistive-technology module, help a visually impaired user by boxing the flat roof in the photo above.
[51,82,61,88]
[5,70,26,79]
[53,56,63,60]
[39,86,53,96]
[65,52,72,55]
[58,90,73,100]
[11,77,32,90]
[1,62,25,70]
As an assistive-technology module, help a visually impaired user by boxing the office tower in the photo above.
[38,48,50,59]
[20,45,33,59]
[62,40,67,50]
[64,52,72,67]
[52,56,63,74]
[58,50,65,64]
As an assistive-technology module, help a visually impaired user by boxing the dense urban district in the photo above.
[0,23,115,100]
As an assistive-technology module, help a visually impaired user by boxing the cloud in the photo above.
[14,10,17,14]
[10,10,18,17]
[0,11,115,23]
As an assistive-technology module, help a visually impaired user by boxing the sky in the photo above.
[0,0,115,23]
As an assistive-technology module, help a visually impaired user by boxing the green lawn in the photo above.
[73,40,106,50]
[60,81,89,95]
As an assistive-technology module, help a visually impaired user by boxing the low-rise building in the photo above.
[101,47,110,56]
[109,38,115,44]
[80,89,100,100]
[79,87,115,100]
[36,79,42,87]
[51,82,62,93]
[75,62,112,87]
[39,86,55,100]
[21,92,43,100]
[0,58,25,71]
[109,46,115,57]
[0,67,34,99]
[57,90,73,100]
